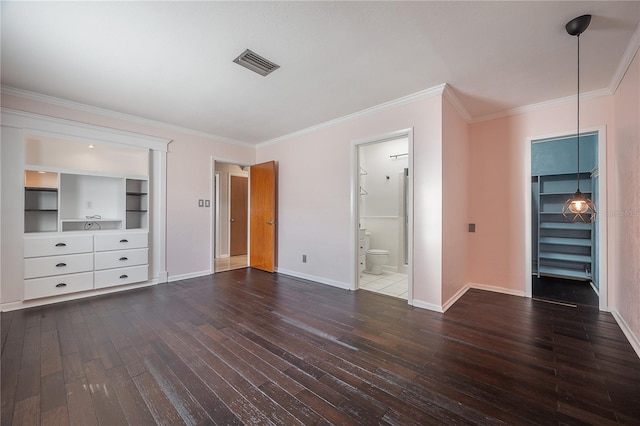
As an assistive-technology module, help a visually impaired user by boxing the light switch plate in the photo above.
[198,199,204,207]
[205,200,210,207]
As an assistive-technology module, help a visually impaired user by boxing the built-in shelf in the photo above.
[534,172,594,282]
[26,187,58,192]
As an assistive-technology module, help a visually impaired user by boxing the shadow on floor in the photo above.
[532,275,598,307]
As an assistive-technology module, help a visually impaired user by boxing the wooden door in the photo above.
[250,161,277,272]
[229,175,248,256]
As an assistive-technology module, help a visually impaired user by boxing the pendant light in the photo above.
[562,14,596,223]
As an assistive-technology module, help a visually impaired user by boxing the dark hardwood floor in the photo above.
[2,268,639,425]
[533,275,599,307]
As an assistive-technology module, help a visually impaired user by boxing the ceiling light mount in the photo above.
[565,14,591,37]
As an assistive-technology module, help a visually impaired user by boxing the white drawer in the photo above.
[94,264,148,289]
[24,253,94,279]
[94,249,148,271]
[24,272,94,300]
[95,232,148,252]
[24,234,93,258]
[359,254,366,271]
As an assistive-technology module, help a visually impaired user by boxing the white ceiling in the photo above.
[2,1,639,145]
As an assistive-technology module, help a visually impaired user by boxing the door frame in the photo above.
[524,126,608,310]
[351,128,414,304]
[228,172,249,256]
[210,157,251,274]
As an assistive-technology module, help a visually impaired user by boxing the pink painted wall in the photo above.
[256,95,444,307]
[1,93,255,279]
[612,50,640,341]
[442,96,469,304]
[468,96,614,293]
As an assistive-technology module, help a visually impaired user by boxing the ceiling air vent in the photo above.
[233,49,280,77]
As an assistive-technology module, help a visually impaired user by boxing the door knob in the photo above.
[267,221,274,225]
[230,218,235,222]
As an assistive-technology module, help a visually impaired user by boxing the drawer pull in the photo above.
[55,283,67,288]
[119,257,128,261]
[119,274,128,279]
[56,263,67,267]
[55,243,67,247]
[120,239,128,243]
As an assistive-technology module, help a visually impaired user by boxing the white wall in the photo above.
[257,93,444,308]
[359,138,408,271]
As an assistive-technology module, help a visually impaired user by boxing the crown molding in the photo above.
[257,83,447,148]
[609,20,640,94]
[1,107,172,151]
[471,87,612,124]
[0,86,254,148]
[442,84,472,123]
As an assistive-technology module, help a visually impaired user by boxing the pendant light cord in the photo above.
[576,34,581,191]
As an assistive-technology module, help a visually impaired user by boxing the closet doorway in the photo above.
[214,162,249,272]
[527,128,607,309]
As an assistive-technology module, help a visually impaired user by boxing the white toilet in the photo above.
[365,249,390,275]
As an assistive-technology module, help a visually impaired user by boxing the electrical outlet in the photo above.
[205,200,210,207]
[198,199,204,207]
[87,200,93,209]
[468,223,476,233]
[302,254,307,263]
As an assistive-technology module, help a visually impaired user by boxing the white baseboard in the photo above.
[0,280,158,312]
[168,270,211,282]
[276,268,352,290]
[158,271,169,283]
[610,308,640,359]
[442,284,471,312]
[410,298,444,313]
[468,282,526,297]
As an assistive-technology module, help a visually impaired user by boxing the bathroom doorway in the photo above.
[353,130,412,301]
[213,161,249,272]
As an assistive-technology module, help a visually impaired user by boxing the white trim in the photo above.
[609,21,640,94]
[442,85,472,123]
[151,150,168,284]
[1,108,171,151]
[168,270,211,282]
[410,299,444,313]
[258,85,445,148]
[469,282,526,297]
[276,268,351,290]
[442,284,470,312]
[351,128,414,305]
[1,86,253,147]
[610,308,640,359]
[524,126,608,310]
[0,280,158,312]
[472,89,611,124]
[227,172,249,257]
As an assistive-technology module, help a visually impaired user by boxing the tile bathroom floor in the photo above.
[359,271,408,300]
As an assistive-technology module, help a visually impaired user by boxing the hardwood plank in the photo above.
[12,395,39,426]
[82,358,128,425]
[40,404,70,426]
[132,372,186,426]
[40,371,66,414]
[64,379,98,426]
[106,366,156,426]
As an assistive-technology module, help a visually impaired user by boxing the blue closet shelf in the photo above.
[539,266,591,280]
[539,222,591,230]
[539,251,591,263]
[539,237,591,247]
[540,191,592,196]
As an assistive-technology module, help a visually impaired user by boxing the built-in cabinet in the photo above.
[1,109,170,311]
[531,133,597,283]
[24,170,148,233]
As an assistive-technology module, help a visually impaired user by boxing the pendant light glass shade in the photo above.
[563,14,596,223]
